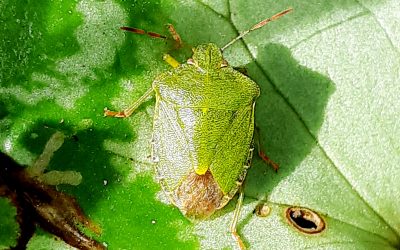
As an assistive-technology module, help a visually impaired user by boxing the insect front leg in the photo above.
[163,54,180,68]
[230,186,246,250]
[104,88,154,118]
[255,126,279,171]
[166,24,183,48]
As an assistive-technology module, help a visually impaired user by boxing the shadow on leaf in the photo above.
[245,43,336,199]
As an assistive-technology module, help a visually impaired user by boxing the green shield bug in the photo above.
[105,8,292,249]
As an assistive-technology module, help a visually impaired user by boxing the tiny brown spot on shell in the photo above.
[254,203,271,217]
[286,207,325,234]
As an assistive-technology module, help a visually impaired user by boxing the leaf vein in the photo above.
[197,0,230,19]
[290,10,369,50]
[260,200,397,248]
[353,0,400,58]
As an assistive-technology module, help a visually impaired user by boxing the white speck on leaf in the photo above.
[4,138,12,152]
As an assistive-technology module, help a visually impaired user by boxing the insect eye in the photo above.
[187,58,205,73]
[187,58,196,65]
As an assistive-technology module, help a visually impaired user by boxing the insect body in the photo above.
[152,43,259,219]
[105,8,292,249]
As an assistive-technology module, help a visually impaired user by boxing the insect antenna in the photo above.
[221,8,293,51]
[120,25,184,50]
[120,27,168,39]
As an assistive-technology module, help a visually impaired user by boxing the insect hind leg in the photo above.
[230,186,246,250]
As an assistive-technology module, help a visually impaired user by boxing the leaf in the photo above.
[1,0,399,249]
[0,198,18,249]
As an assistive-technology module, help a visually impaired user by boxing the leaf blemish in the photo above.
[253,203,271,218]
[285,207,325,234]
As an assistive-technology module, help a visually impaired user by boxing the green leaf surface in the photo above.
[1,0,399,249]
[0,198,18,249]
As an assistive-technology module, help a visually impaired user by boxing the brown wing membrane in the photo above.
[173,170,224,220]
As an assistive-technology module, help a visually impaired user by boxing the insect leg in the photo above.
[104,88,154,118]
[120,25,184,49]
[166,24,183,47]
[254,126,279,171]
[230,186,246,250]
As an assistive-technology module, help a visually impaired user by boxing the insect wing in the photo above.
[210,103,255,197]
[152,98,192,193]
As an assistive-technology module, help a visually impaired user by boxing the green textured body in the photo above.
[151,43,260,219]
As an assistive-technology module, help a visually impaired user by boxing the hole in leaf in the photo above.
[286,207,325,234]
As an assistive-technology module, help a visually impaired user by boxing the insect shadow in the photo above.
[243,43,336,200]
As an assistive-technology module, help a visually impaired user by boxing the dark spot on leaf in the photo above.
[286,207,325,234]
[72,135,79,142]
